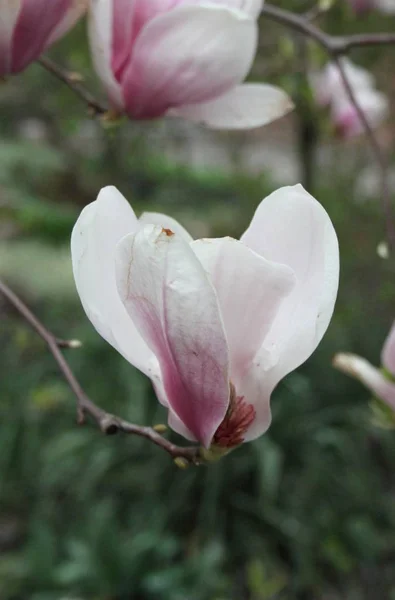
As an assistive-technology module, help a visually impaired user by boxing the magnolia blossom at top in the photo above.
[334,323,395,410]
[348,0,395,13]
[312,58,389,138]
[88,0,293,129]
[0,0,87,76]
[71,185,339,449]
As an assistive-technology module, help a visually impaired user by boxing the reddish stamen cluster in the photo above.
[213,384,256,448]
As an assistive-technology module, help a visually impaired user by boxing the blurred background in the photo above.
[1,2,395,599]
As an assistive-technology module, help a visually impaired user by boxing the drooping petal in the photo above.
[240,184,339,439]
[115,224,230,447]
[139,212,193,243]
[334,353,395,410]
[192,237,296,383]
[71,186,153,375]
[0,0,21,74]
[121,4,257,118]
[88,0,124,110]
[11,0,71,73]
[45,0,88,47]
[169,83,293,130]
[381,322,395,376]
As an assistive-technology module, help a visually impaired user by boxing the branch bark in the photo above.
[0,278,201,466]
[39,56,108,116]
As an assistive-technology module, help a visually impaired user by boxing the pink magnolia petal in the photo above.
[11,0,71,73]
[240,184,339,440]
[150,368,196,441]
[115,224,230,447]
[111,0,136,82]
[381,322,395,376]
[334,353,395,410]
[121,4,257,118]
[45,0,87,47]
[139,211,193,243]
[191,237,295,383]
[169,83,293,130]
[0,0,21,74]
[89,0,124,110]
[71,186,153,375]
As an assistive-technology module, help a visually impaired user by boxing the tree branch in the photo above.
[261,3,395,248]
[39,56,108,116]
[0,278,201,466]
[261,5,395,54]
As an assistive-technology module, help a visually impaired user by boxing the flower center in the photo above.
[213,383,256,448]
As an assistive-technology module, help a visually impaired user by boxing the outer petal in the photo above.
[0,0,21,74]
[381,322,395,376]
[11,0,70,73]
[191,237,296,383]
[240,184,339,440]
[45,0,88,47]
[139,212,193,243]
[111,0,136,82]
[169,83,294,130]
[334,353,395,410]
[88,0,124,110]
[71,186,153,374]
[208,0,263,17]
[115,225,230,447]
[121,4,257,118]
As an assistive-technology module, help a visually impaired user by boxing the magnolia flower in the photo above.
[311,58,388,138]
[71,185,339,450]
[0,0,87,76]
[348,0,395,13]
[334,324,395,411]
[88,0,293,129]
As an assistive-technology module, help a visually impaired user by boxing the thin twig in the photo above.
[39,56,107,116]
[0,278,201,465]
[261,4,395,54]
[261,3,395,248]
[333,56,395,248]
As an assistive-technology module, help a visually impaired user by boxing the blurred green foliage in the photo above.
[1,5,395,600]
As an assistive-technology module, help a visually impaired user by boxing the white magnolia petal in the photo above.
[115,224,230,447]
[199,0,263,17]
[88,0,124,110]
[71,186,153,374]
[192,237,295,383]
[381,322,395,376]
[139,212,193,242]
[334,353,395,410]
[122,4,257,118]
[241,184,339,416]
[169,83,294,130]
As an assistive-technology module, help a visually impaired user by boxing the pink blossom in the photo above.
[334,323,395,411]
[311,58,388,138]
[0,0,87,76]
[88,0,293,129]
[71,185,339,448]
